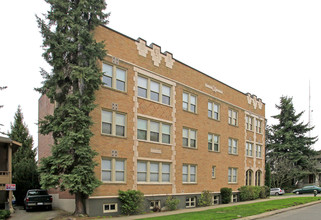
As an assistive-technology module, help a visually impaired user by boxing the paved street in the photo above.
[9,206,70,220]
[260,202,321,220]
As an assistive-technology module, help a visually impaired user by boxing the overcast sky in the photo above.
[0,0,320,150]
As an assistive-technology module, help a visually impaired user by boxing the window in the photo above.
[150,200,161,210]
[208,101,220,120]
[256,119,262,133]
[228,138,238,155]
[228,109,238,126]
[228,167,238,183]
[213,195,220,205]
[255,170,262,186]
[256,145,262,158]
[182,164,197,183]
[246,169,253,185]
[183,92,197,113]
[185,197,196,208]
[246,142,253,157]
[101,158,126,182]
[102,63,126,92]
[137,76,171,105]
[137,118,171,144]
[102,110,126,137]
[212,166,216,178]
[103,203,118,213]
[137,161,171,183]
[232,194,238,203]
[246,115,253,130]
[183,128,197,148]
[208,133,220,152]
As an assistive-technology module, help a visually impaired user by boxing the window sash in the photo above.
[102,63,126,91]
[183,164,197,183]
[102,158,125,182]
[102,110,126,137]
[138,161,171,183]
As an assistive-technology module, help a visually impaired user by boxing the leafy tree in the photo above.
[266,96,318,188]
[36,0,109,215]
[8,106,39,205]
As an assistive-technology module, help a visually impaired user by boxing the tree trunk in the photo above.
[74,192,86,216]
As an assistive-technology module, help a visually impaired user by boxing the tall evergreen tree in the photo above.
[8,106,39,205]
[36,0,109,215]
[266,96,318,187]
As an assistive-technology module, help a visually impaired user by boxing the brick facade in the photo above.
[38,25,265,216]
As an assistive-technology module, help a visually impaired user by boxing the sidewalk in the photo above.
[108,195,321,220]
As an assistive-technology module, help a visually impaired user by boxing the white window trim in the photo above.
[228,109,238,126]
[182,164,197,183]
[185,197,196,208]
[101,158,126,183]
[183,127,197,149]
[101,109,127,137]
[183,91,197,113]
[246,142,254,157]
[137,117,172,144]
[256,119,263,133]
[208,133,220,152]
[212,166,216,179]
[137,75,172,106]
[228,138,238,155]
[246,115,253,131]
[228,167,238,184]
[103,203,118,213]
[256,144,262,158]
[150,200,161,210]
[102,63,127,92]
[137,161,171,183]
[208,101,220,120]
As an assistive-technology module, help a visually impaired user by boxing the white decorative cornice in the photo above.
[135,38,175,69]
[205,83,223,94]
[247,93,263,110]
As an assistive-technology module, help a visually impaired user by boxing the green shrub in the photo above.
[239,186,266,201]
[118,190,144,215]
[165,195,180,211]
[260,186,270,198]
[220,187,232,204]
[0,210,10,220]
[198,190,212,207]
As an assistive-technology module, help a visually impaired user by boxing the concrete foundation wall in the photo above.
[51,194,75,213]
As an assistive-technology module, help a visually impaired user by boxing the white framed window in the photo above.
[182,164,197,183]
[150,200,161,210]
[101,158,126,183]
[137,161,171,183]
[246,142,253,157]
[213,195,220,205]
[183,128,197,148]
[228,167,238,183]
[228,138,238,155]
[256,119,262,133]
[102,63,126,92]
[246,169,253,186]
[232,194,238,203]
[137,76,171,105]
[208,101,220,120]
[137,118,171,144]
[246,115,253,131]
[256,145,262,158]
[103,203,118,213]
[212,166,216,178]
[255,170,262,186]
[183,92,197,113]
[208,133,220,152]
[102,110,126,137]
[185,197,196,208]
[228,109,238,126]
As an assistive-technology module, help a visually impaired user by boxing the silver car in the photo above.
[270,188,285,196]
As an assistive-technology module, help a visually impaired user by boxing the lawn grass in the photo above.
[141,197,321,220]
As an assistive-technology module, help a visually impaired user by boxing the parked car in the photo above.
[292,185,321,195]
[24,189,52,211]
[270,188,285,196]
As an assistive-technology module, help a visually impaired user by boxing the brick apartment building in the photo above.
[38,25,265,216]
